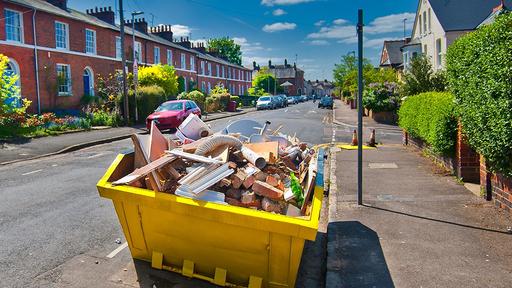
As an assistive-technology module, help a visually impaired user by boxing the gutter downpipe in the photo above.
[32,8,41,114]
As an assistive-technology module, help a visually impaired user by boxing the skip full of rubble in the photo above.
[112,114,319,217]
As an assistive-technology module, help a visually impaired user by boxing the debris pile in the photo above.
[112,114,318,217]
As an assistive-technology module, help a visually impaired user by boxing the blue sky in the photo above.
[69,0,418,81]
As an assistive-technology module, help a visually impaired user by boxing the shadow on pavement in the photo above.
[296,230,327,288]
[328,221,394,288]
[365,204,512,235]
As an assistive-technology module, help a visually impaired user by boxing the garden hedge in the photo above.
[398,92,457,155]
[446,13,512,175]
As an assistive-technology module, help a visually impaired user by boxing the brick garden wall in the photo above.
[480,157,512,213]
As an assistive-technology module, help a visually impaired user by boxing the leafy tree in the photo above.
[138,64,178,97]
[0,54,29,118]
[207,37,242,65]
[250,68,284,95]
[400,54,447,96]
[332,54,382,94]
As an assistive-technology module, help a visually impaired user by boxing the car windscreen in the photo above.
[155,102,183,112]
[259,97,270,101]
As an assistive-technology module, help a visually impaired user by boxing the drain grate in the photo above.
[368,162,398,169]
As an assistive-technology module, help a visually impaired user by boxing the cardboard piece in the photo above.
[243,142,279,164]
[149,121,169,162]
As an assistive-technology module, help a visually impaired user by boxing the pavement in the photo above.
[0,101,331,288]
[0,107,255,165]
[326,100,512,287]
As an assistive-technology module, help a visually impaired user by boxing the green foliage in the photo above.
[290,172,304,206]
[398,92,457,155]
[400,54,447,96]
[179,90,206,111]
[177,76,185,93]
[230,95,241,106]
[138,64,178,97]
[363,82,400,112]
[89,111,120,127]
[207,37,242,65]
[251,68,283,94]
[135,85,166,121]
[446,13,512,175]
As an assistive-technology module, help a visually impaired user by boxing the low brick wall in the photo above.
[402,131,456,174]
[480,156,512,212]
[455,122,480,183]
[371,111,398,125]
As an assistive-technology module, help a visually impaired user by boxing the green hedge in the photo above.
[120,85,166,122]
[446,13,512,175]
[398,92,457,155]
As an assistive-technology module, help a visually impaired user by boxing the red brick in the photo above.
[261,197,282,213]
[252,181,283,200]
[266,174,279,187]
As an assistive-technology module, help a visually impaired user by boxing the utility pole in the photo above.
[119,0,129,125]
[357,9,364,206]
[132,11,143,123]
[403,18,407,40]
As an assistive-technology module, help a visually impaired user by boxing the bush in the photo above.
[447,13,512,175]
[363,82,399,112]
[230,95,241,106]
[398,92,457,155]
[205,96,220,112]
[89,111,120,127]
[135,85,166,120]
[400,54,447,97]
[138,64,178,97]
[179,90,206,111]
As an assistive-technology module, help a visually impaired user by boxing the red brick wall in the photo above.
[456,122,480,183]
[480,156,512,213]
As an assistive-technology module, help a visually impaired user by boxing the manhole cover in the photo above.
[368,162,398,169]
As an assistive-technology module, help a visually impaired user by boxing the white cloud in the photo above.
[261,0,314,6]
[365,37,400,48]
[171,24,192,37]
[272,8,287,16]
[314,20,325,27]
[365,12,415,34]
[332,19,348,25]
[309,40,329,46]
[232,37,264,54]
[307,24,355,40]
[262,22,297,33]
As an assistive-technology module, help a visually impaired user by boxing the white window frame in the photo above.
[207,82,211,93]
[166,49,172,65]
[181,53,186,69]
[85,29,96,54]
[418,14,422,35]
[423,11,427,35]
[56,63,72,96]
[115,36,122,59]
[201,81,206,92]
[153,46,160,64]
[55,21,69,50]
[190,55,195,71]
[134,41,142,62]
[436,38,442,68]
[222,66,225,78]
[208,63,212,76]
[216,65,220,77]
[200,61,205,75]
[5,58,21,88]
[428,8,431,32]
[4,9,24,43]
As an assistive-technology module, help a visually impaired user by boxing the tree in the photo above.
[207,37,242,65]
[400,54,446,96]
[0,54,29,118]
[138,64,179,97]
[332,54,377,94]
[250,68,283,95]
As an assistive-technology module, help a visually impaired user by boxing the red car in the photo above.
[146,100,201,130]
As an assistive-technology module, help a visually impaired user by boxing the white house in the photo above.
[403,0,510,71]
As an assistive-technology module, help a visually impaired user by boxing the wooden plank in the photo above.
[149,121,169,162]
[112,155,176,186]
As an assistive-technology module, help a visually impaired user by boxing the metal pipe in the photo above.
[357,9,364,205]
[119,0,129,124]
[132,13,138,122]
[32,9,41,114]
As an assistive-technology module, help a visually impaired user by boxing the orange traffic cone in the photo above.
[351,129,358,146]
[368,129,376,147]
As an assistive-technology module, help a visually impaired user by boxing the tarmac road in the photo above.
[0,101,340,288]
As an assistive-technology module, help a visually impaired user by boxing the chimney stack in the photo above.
[192,42,207,53]
[149,25,173,41]
[124,18,148,34]
[284,59,288,67]
[86,6,115,25]
[175,36,191,49]
[268,60,272,68]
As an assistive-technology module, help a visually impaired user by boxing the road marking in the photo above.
[87,153,104,159]
[284,109,288,112]
[22,169,42,176]
[106,242,128,258]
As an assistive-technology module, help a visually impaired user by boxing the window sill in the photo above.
[56,47,69,51]
[58,93,73,97]
[6,39,23,44]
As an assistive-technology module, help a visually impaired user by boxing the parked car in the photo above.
[287,96,297,105]
[318,96,334,109]
[301,95,308,102]
[271,96,282,109]
[146,100,201,130]
[256,96,274,110]
[294,95,303,103]
[276,95,288,107]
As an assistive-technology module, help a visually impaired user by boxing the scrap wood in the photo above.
[181,136,210,153]
[167,149,222,164]
[112,155,177,186]
[131,134,162,191]
[243,142,279,163]
[149,121,169,162]
[300,157,318,214]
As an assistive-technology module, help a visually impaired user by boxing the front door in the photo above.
[83,69,91,96]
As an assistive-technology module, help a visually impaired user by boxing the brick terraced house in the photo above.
[0,0,252,113]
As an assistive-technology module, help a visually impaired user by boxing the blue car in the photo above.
[318,96,333,109]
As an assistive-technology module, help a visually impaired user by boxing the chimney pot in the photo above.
[95,7,98,12]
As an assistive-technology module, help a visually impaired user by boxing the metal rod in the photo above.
[119,0,129,125]
[357,9,364,206]
[132,12,141,122]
